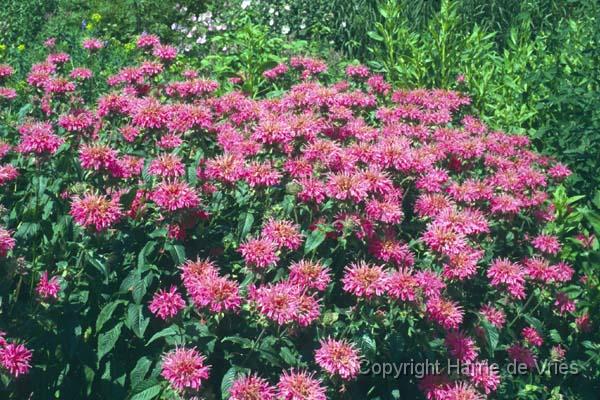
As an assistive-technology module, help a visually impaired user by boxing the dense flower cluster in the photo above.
[0,33,590,399]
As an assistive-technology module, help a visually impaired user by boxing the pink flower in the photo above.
[554,292,575,315]
[467,361,500,394]
[130,98,166,129]
[187,275,241,313]
[576,313,591,332]
[345,64,370,79]
[238,238,279,269]
[161,347,210,391]
[153,44,177,61]
[149,286,185,320]
[36,271,61,300]
[137,33,160,48]
[180,258,219,287]
[386,268,417,301]
[59,110,95,132]
[342,261,388,299]
[369,238,415,267]
[0,87,17,100]
[421,222,468,257]
[550,345,566,361]
[0,164,19,186]
[0,227,15,257]
[261,219,303,251]
[47,52,71,65]
[70,194,123,231]
[426,297,464,330]
[43,37,56,48]
[230,373,275,400]
[436,382,483,400]
[276,370,327,400]
[0,343,32,377]
[445,331,478,363]
[479,304,505,328]
[295,294,321,327]
[148,154,186,178]
[507,344,537,369]
[82,38,104,51]
[17,122,64,155]
[315,338,361,380]
[288,260,331,292]
[263,63,289,80]
[70,67,93,80]
[244,161,281,187]
[419,374,451,400]
[531,234,561,255]
[522,327,543,347]
[249,282,300,325]
[0,64,14,79]
[79,144,119,172]
[150,181,199,211]
[547,163,571,180]
[487,258,526,299]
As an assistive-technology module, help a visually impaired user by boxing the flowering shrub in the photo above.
[0,33,598,400]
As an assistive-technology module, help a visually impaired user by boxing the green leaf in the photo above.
[126,304,150,339]
[304,229,326,254]
[130,357,152,389]
[357,334,377,358]
[146,326,178,346]
[239,212,254,240]
[129,383,161,400]
[367,31,384,42]
[96,301,123,332]
[166,244,186,265]
[138,241,157,270]
[549,329,562,344]
[279,347,298,366]
[98,322,123,361]
[480,319,499,356]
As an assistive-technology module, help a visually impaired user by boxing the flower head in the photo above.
[315,338,361,380]
[149,286,185,320]
[0,343,32,377]
[70,194,122,231]
[36,271,61,300]
[276,370,327,400]
[161,347,210,391]
[230,373,275,400]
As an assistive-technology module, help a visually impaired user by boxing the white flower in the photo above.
[241,0,251,9]
[268,7,275,14]
[281,25,290,35]
[269,18,274,26]
[284,4,290,11]
[196,35,207,44]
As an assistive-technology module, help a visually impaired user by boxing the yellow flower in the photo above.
[0,44,6,52]
[17,44,25,52]
[124,42,135,52]
[91,13,102,23]
[86,23,94,31]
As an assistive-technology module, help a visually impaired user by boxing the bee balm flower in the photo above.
[161,347,210,391]
[315,338,361,380]
[70,194,123,231]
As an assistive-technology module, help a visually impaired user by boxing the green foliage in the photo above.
[363,0,600,196]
